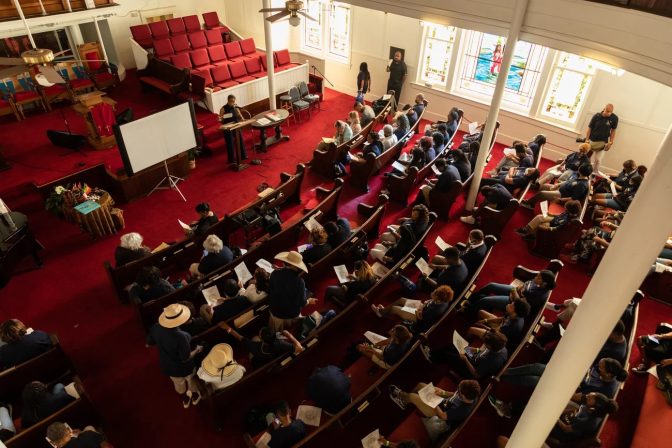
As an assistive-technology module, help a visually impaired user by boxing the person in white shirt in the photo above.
[381,124,398,151]
[244,267,271,303]
[197,343,245,392]
[348,110,362,134]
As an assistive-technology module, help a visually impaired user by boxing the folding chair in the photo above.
[289,85,310,123]
[298,80,320,111]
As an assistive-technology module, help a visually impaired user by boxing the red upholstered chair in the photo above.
[192,68,214,88]
[178,72,207,103]
[39,83,70,111]
[167,18,186,35]
[211,65,238,89]
[183,15,201,33]
[239,38,263,58]
[274,49,297,71]
[260,54,278,72]
[188,31,207,49]
[202,11,231,41]
[0,94,20,120]
[11,77,47,118]
[228,60,255,83]
[170,34,191,54]
[205,29,223,46]
[130,24,153,48]
[190,48,213,70]
[78,43,119,90]
[152,39,174,62]
[244,57,265,79]
[170,52,192,70]
[207,44,228,66]
[224,41,244,61]
[70,66,95,95]
[148,21,170,39]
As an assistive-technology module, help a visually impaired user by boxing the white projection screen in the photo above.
[114,100,198,175]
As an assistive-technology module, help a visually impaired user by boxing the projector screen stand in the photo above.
[147,161,186,202]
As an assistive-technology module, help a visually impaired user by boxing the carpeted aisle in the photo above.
[0,75,668,448]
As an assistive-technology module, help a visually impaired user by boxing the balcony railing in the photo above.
[0,1,116,22]
[586,0,672,18]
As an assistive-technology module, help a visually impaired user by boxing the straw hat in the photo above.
[274,250,308,273]
[201,343,237,378]
[158,303,191,328]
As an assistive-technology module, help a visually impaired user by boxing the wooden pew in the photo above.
[641,268,672,304]
[310,118,376,179]
[103,164,305,302]
[348,101,425,192]
[0,216,43,288]
[137,55,190,99]
[387,110,464,206]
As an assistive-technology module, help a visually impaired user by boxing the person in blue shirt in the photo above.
[388,379,481,441]
[412,93,425,116]
[450,149,472,182]
[468,297,530,343]
[521,163,592,209]
[0,319,52,370]
[393,111,410,141]
[487,141,534,176]
[357,324,413,369]
[428,330,508,379]
[460,184,513,226]
[189,234,234,278]
[323,217,351,247]
[371,286,453,335]
[268,251,317,331]
[515,199,582,241]
[592,174,641,211]
[413,158,460,207]
[268,400,306,448]
[549,392,618,444]
[307,365,352,414]
[537,142,591,186]
[464,269,556,314]
[481,166,540,194]
[361,131,384,157]
[418,246,469,296]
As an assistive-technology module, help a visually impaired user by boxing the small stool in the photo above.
[279,93,294,123]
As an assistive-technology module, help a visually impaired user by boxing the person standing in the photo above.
[386,50,407,105]
[219,94,248,164]
[583,103,618,175]
[357,62,371,102]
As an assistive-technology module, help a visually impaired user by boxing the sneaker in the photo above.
[420,344,432,363]
[488,395,512,418]
[632,363,649,374]
[460,215,476,225]
[182,392,192,409]
[371,304,383,318]
[190,391,202,406]
[388,385,407,410]
[514,227,528,236]
[520,200,534,210]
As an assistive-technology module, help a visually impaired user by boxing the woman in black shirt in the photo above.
[357,62,371,96]
[324,260,376,304]
[357,324,413,369]
[131,266,176,304]
[21,381,75,428]
[301,228,332,264]
[186,202,218,237]
[114,232,151,267]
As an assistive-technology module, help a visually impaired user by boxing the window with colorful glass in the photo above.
[418,23,456,86]
[541,52,598,123]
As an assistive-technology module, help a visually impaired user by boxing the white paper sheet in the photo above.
[400,306,419,316]
[431,164,441,176]
[234,262,253,285]
[654,262,672,273]
[392,160,407,173]
[382,94,392,100]
[369,247,388,262]
[310,311,323,327]
[364,331,387,344]
[256,258,275,274]
[256,117,272,126]
[64,382,80,399]
[178,219,191,230]
[304,216,323,232]
[510,278,524,288]
[415,257,433,276]
[540,200,549,218]
[503,147,516,157]
[371,262,390,278]
[435,236,450,251]
[399,152,411,162]
[257,187,274,198]
[296,405,322,427]
[559,323,566,337]
[202,285,221,306]
[468,121,478,135]
[609,181,618,197]
[418,382,444,408]
[298,244,311,253]
[453,330,469,354]
[334,265,350,283]
[647,365,659,378]
[361,429,381,448]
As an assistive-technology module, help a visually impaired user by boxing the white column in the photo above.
[11,0,36,48]
[263,0,277,110]
[93,17,109,63]
[507,124,672,447]
[465,0,529,210]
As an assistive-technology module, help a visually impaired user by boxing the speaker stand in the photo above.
[147,161,187,202]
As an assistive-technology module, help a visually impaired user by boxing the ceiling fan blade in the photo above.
[0,65,29,78]
[38,65,67,84]
[298,10,318,22]
[58,59,107,63]
[53,49,72,57]
[0,57,25,66]
[266,10,291,22]
[259,7,286,12]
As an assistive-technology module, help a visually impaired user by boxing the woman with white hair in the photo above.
[381,124,398,151]
[392,111,410,140]
[188,234,233,278]
[115,232,151,267]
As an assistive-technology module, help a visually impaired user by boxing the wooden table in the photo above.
[251,109,290,153]
[63,191,117,240]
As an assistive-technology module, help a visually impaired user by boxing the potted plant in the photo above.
[45,185,67,218]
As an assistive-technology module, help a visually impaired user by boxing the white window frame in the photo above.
[416,22,457,88]
[300,0,351,64]
[301,0,324,54]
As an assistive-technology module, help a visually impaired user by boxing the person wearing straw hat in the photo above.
[146,303,203,408]
[196,343,245,392]
[268,251,317,331]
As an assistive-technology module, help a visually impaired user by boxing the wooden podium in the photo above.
[220,119,255,172]
[72,91,117,150]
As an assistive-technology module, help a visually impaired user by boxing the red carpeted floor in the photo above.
[0,73,669,448]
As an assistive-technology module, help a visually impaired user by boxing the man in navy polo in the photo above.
[584,103,618,174]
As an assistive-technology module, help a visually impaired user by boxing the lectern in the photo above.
[220,119,255,172]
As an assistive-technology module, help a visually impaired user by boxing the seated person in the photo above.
[633,323,672,373]
[449,149,472,182]
[370,224,417,266]
[186,202,218,237]
[196,343,245,391]
[0,318,52,370]
[380,205,430,243]
[371,286,454,334]
[465,141,481,169]
[481,167,541,194]
[177,301,210,336]
[114,232,151,267]
[595,320,628,365]
[334,120,353,145]
[515,199,582,241]
[378,437,420,448]
[221,323,304,369]
[392,111,410,140]
[301,228,332,265]
[430,229,487,275]
[608,159,638,189]
[464,269,556,314]
[459,184,513,226]
[325,260,376,304]
[357,324,413,369]
[537,143,591,186]
[347,110,361,134]
[549,392,618,444]
[131,266,175,304]
[521,163,592,209]
[526,134,547,161]
[468,298,531,343]
[388,379,481,442]
[244,268,271,304]
[417,247,469,295]
[0,403,15,442]
[412,93,425,116]
[307,365,352,414]
[361,132,384,157]
[403,103,418,128]
[46,422,111,448]
[21,381,75,427]
[429,330,509,379]
[355,101,375,128]
[564,221,617,263]
[487,141,534,176]
[429,132,444,160]
[188,234,234,279]
[201,278,250,325]
[381,124,398,151]
[323,217,351,247]
[413,159,461,207]
[591,174,641,212]
[395,147,426,175]
[576,358,627,398]
[427,107,460,138]
[458,122,485,151]
[435,123,450,146]
[268,400,306,448]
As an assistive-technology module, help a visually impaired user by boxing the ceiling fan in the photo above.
[259,1,317,27]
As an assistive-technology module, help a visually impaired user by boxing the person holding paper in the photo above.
[536,142,591,186]
[417,246,468,295]
[0,318,53,370]
[431,230,487,276]
[188,234,233,279]
[591,174,642,211]
[323,217,351,247]
[403,103,419,128]
[487,141,534,177]
[307,365,352,414]
[371,285,453,335]
[268,251,316,331]
[219,94,247,163]
[428,330,508,379]
[45,422,112,448]
[114,232,151,267]
[563,222,617,264]
[130,265,176,304]
[381,124,398,151]
[357,324,413,369]
[185,202,218,237]
[21,380,76,427]
[387,379,481,441]
[201,279,250,326]
[380,204,430,244]
[220,323,303,369]
[468,298,530,343]
[448,149,472,182]
[301,228,332,265]
[243,268,271,304]
[427,107,460,138]
[464,270,556,314]
[459,184,513,226]
[632,324,672,373]
[361,131,384,157]
[376,224,417,266]
[515,199,582,241]
[521,163,591,210]
[386,50,407,104]
[268,400,307,448]
[324,260,376,305]
[481,166,541,194]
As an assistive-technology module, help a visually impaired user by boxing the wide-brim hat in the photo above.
[202,343,237,378]
[275,250,308,273]
[159,303,191,328]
